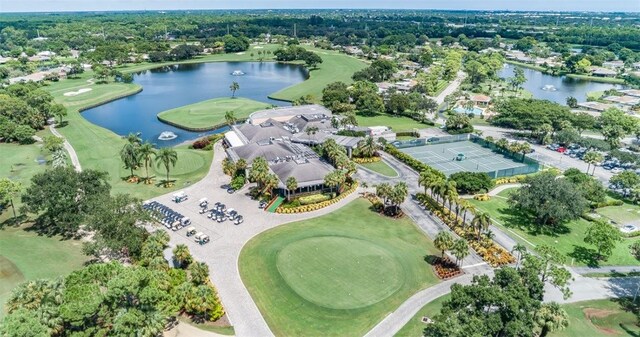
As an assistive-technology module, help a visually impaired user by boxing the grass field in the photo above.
[43,73,214,200]
[469,188,640,267]
[552,298,640,337]
[566,74,626,84]
[239,198,440,336]
[360,160,398,177]
[269,47,367,102]
[0,225,88,318]
[356,113,432,132]
[157,97,272,130]
[394,295,449,337]
[596,202,640,225]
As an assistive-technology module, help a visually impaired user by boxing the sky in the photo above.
[0,0,638,13]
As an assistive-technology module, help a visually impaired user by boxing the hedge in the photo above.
[384,144,445,180]
[275,182,358,214]
[353,156,381,164]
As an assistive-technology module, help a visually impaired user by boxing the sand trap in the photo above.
[253,46,263,49]
[64,88,93,97]
[235,52,246,55]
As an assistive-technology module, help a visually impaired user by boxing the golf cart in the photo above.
[234,215,244,225]
[185,226,197,236]
[172,191,188,203]
[198,198,208,208]
[170,220,182,231]
[199,206,208,214]
[455,153,465,161]
[194,232,210,245]
[181,217,191,226]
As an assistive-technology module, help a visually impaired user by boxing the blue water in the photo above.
[454,107,483,115]
[498,63,625,105]
[82,62,308,147]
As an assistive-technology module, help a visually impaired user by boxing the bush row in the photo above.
[416,193,515,267]
[384,144,445,180]
[493,175,527,185]
[353,156,381,164]
[275,183,358,214]
[298,193,332,205]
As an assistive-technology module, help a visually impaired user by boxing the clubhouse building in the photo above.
[224,105,361,197]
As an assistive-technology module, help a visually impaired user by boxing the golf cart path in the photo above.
[150,141,361,337]
[51,124,82,172]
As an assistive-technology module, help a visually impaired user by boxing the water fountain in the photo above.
[158,131,178,141]
[541,84,557,91]
[231,70,245,76]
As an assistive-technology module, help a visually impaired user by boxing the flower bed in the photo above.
[353,156,381,164]
[493,175,527,185]
[275,182,358,214]
[298,193,332,205]
[432,257,463,280]
[416,193,515,267]
[473,194,490,201]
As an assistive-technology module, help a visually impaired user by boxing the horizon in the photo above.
[2,0,638,14]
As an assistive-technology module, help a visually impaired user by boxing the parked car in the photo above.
[258,201,268,209]
[227,188,235,194]
[611,168,624,174]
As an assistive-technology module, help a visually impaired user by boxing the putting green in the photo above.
[157,97,271,130]
[276,236,402,310]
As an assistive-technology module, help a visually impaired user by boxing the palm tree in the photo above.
[137,142,157,183]
[229,81,240,98]
[248,157,269,189]
[511,243,528,269]
[583,151,603,175]
[324,170,346,195]
[458,199,473,225]
[224,111,237,126]
[173,244,192,268]
[496,138,509,153]
[52,148,67,168]
[285,176,298,201]
[376,182,393,205]
[418,170,434,195]
[305,126,319,144]
[389,182,408,215]
[443,180,458,212]
[518,142,531,162]
[471,212,492,241]
[120,134,141,179]
[451,239,469,266]
[535,303,569,337]
[358,136,379,158]
[188,262,210,285]
[263,173,279,196]
[155,147,178,186]
[434,231,454,258]
[125,132,142,145]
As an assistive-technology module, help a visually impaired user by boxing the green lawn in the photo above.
[596,202,640,225]
[239,198,440,337]
[394,295,449,337]
[0,225,88,318]
[269,47,367,102]
[360,160,398,177]
[178,317,235,336]
[43,73,214,200]
[552,299,640,337]
[566,74,626,84]
[157,97,271,130]
[469,188,639,267]
[356,113,432,132]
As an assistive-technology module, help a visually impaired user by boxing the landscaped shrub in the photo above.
[384,144,445,180]
[298,194,332,205]
[353,157,381,164]
[493,175,527,185]
[592,199,624,209]
[473,194,491,201]
[230,175,246,190]
[431,257,462,279]
[192,138,211,149]
[449,172,494,194]
[275,182,358,214]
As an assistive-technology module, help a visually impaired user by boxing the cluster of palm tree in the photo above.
[248,156,278,197]
[583,151,604,176]
[119,133,178,186]
[433,231,470,267]
[492,137,531,162]
[418,169,494,243]
[375,182,409,216]
[322,138,357,175]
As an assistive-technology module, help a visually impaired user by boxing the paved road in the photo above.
[572,266,640,275]
[475,125,613,183]
[51,124,82,172]
[433,71,466,105]
[150,142,362,337]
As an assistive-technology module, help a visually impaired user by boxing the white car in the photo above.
[611,168,624,174]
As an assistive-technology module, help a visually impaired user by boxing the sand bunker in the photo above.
[63,88,93,97]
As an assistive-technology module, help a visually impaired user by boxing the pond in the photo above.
[498,63,625,105]
[82,62,308,147]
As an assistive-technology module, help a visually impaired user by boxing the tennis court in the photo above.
[399,140,533,177]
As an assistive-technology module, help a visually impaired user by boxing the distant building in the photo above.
[603,95,640,106]
[603,60,624,69]
[471,94,492,106]
[591,67,618,78]
[576,101,614,113]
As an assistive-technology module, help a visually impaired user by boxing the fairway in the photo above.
[269,47,367,102]
[356,113,433,132]
[277,236,402,310]
[0,225,88,317]
[239,198,440,336]
[157,97,271,130]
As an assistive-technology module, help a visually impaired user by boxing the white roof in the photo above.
[187,226,196,231]
[225,131,245,148]
[172,191,186,198]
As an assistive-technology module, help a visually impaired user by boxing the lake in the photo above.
[498,63,625,105]
[82,62,308,147]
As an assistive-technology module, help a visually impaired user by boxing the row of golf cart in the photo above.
[185,226,210,245]
[143,201,191,231]
[198,198,244,225]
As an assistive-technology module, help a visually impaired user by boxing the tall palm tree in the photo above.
[224,110,237,126]
[443,180,458,212]
[249,157,269,188]
[137,142,156,183]
[125,132,142,145]
[285,176,298,201]
[434,231,454,258]
[583,151,603,176]
[263,173,279,196]
[230,81,240,98]
[358,136,379,158]
[173,244,192,268]
[155,147,178,186]
[518,142,531,162]
[471,212,492,241]
[376,182,393,205]
[496,138,509,153]
[511,243,528,269]
[458,199,473,225]
[418,171,434,195]
[451,239,469,267]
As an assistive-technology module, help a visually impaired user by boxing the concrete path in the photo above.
[433,71,466,105]
[51,124,82,172]
[572,266,640,275]
[150,142,361,337]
